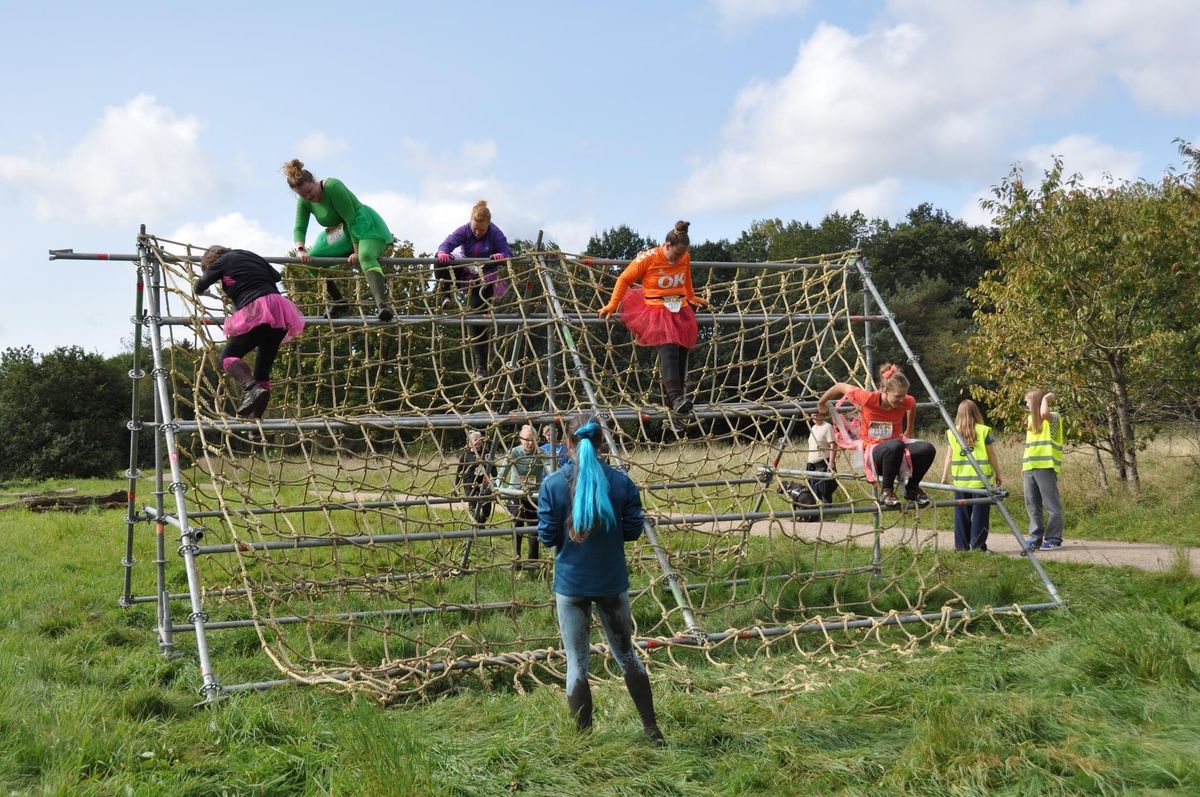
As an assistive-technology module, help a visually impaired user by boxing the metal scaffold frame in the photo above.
[50,229,1064,702]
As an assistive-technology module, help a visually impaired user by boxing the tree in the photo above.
[965,148,1200,491]
[584,226,656,260]
[861,203,996,299]
[0,346,129,480]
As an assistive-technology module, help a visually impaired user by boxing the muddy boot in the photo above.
[364,270,395,322]
[248,381,272,419]
[567,679,594,732]
[624,669,664,746]
[324,278,352,319]
[223,359,268,418]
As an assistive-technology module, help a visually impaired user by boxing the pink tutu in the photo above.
[618,286,698,348]
[224,293,306,342]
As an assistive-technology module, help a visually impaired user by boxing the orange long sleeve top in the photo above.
[601,246,696,312]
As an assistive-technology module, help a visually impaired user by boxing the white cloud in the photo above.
[829,177,901,218]
[398,138,499,175]
[362,140,586,253]
[169,213,292,256]
[0,95,221,224]
[961,133,1144,226]
[678,0,1200,214]
[294,131,349,162]
[1016,134,1144,186]
[711,0,812,32]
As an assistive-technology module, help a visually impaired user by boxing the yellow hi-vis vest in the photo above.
[947,423,993,489]
[1023,413,1063,473]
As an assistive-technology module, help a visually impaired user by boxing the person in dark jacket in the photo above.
[537,414,663,745]
[194,246,305,418]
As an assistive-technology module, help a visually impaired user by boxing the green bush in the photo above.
[0,346,128,480]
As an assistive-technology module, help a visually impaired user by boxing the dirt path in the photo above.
[732,517,1199,576]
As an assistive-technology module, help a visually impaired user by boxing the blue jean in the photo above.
[555,591,645,695]
[953,491,991,551]
[1024,469,1063,545]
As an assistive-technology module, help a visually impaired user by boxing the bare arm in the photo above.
[985,441,1002,487]
[1038,391,1055,424]
[816,383,854,414]
[940,444,952,484]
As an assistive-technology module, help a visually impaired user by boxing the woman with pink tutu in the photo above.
[598,221,707,415]
[194,246,306,419]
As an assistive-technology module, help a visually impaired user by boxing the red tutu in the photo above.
[224,293,306,343]
[618,286,698,348]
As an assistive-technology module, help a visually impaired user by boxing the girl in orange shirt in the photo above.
[817,364,936,508]
[598,221,707,414]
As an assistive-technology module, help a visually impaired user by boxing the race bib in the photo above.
[662,296,683,313]
[325,224,345,245]
[867,420,894,439]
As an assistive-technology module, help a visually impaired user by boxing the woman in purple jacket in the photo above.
[435,200,513,377]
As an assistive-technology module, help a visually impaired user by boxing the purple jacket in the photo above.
[437,223,513,296]
[437,223,513,259]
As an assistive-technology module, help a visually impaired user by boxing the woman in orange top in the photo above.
[598,221,707,414]
[816,363,936,508]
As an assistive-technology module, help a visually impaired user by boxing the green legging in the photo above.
[307,231,387,275]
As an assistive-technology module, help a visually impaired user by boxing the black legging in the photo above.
[222,324,287,382]
[871,438,936,492]
[655,344,689,391]
[454,279,496,371]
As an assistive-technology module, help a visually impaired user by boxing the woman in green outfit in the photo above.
[284,159,394,321]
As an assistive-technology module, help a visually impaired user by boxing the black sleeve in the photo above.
[193,265,221,295]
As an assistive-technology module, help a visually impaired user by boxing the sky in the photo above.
[2,0,1198,355]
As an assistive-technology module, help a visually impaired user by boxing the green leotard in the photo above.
[293,178,392,274]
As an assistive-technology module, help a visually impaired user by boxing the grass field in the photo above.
[1,443,1199,794]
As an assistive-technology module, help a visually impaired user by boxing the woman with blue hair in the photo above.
[537,414,664,745]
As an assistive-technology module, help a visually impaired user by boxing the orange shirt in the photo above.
[605,246,695,309]
[844,387,915,445]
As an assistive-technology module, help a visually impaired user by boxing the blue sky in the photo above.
[3,0,1198,354]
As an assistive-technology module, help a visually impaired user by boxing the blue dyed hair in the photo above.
[567,417,617,542]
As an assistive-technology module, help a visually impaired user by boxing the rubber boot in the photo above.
[567,679,594,732]
[223,359,269,418]
[657,345,692,414]
[624,669,665,745]
[324,278,351,319]
[364,270,395,322]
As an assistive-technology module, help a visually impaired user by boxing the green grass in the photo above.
[1,481,1198,794]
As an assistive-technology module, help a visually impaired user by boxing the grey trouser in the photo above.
[1023,468,1063,545]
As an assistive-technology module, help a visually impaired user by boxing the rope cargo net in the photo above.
[136,234,1050,702]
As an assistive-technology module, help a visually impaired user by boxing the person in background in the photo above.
[456,430,496,524]
[805,411,838,504]
[598,220,706,418]
[816,363,936,509]
[1022,389,1064,551]
[540,423,569,470]
[940,399,1002,551]
[537,414,664,745]
[436,200,514,377]
[193,246,305,419]
[499,424,549,566]
[284,159,395,322]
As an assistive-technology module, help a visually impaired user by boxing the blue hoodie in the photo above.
[537,461,645,597]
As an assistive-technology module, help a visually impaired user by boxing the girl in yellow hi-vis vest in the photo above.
[939,400,1002,551]
[1022,389,1064,551]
